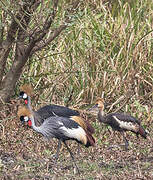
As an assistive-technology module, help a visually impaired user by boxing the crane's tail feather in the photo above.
[70,116,95,134]
[85,132,95,147]
[138,126,147,139]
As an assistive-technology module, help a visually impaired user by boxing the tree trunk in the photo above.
[0,0,40,103]
[0,0,79,103]
[0,20,19,84]
[0,41,35,103]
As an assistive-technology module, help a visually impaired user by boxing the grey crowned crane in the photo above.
[18,84,80,125]
[91,98,147,150]
[17,106,95,173]
[18,84,95,156]
[19,84,94,132]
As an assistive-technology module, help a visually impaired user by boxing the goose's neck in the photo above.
[98,109,107,123]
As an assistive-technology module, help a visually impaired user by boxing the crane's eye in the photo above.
[24,116,29,122]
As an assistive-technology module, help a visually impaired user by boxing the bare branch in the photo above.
[31,0,80,55]
[31,0,59,43]
[31,24,67,54]
[16,0,41,42]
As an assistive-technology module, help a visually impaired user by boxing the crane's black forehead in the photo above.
[19,91,25,96]
[20,116,25,123]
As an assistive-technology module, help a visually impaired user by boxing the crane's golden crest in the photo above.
[20,84,34,96]
[17,106,31,117]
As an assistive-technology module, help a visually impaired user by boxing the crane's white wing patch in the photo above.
[59,126,87,144]
[58,121,63,126]
[52,111,58,117]
[113,116,138,132]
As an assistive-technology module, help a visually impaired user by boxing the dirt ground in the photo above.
[0,102,152,180]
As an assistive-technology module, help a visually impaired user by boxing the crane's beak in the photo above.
[20,119,25,125]
[17,95,22,100]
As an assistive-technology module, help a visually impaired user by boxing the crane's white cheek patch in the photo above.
[24,116,29,122]
[23,93,28,99]
[113,116,138,132]
[60,126,87,144]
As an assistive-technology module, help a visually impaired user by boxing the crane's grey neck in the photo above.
[30,115,42,133]
[27,96,42,127]
[98,109,107,123]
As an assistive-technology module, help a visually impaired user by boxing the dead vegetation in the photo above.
[0,100,152,179]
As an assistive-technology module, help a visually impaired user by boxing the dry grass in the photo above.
[1,0,153,179]
[15,0,152,108]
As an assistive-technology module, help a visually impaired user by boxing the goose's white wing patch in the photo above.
[113,116,138,132]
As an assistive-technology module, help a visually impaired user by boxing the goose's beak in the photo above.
[87,104,98,111]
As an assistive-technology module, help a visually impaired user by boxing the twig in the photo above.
[107,95,125,113]
[0,123,5,137]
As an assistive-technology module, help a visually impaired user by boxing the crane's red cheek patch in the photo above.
[25,100,28,104]
[28,121,32,127]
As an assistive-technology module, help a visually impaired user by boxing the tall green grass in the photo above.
[17,0,153,120]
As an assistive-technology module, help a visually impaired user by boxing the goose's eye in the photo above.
[24,116,29,122]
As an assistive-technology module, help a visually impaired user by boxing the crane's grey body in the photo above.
[26,95,80,126]
[32,115,82,142]
[29,114,87,147]
[26,111,89,174]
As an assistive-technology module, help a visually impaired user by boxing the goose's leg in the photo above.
[121,131,129,151]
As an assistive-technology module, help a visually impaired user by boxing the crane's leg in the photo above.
[121,132,129,151]
[53,140,61,161]
[63,141,80,174]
